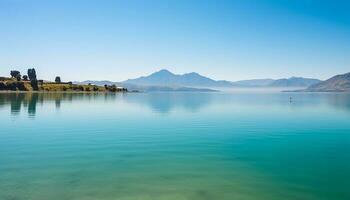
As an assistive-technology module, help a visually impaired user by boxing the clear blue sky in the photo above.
[1,0,349,82]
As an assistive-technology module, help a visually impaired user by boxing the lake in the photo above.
[0,92,349,200]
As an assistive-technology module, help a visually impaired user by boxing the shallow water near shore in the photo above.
[0,92,349,200]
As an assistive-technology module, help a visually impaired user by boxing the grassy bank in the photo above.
[0,79,127,92]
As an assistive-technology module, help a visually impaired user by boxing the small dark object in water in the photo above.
[289,97,293,102]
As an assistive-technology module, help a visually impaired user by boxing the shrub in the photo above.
[16,74,21,81]
[16,82,26,91]
[6,82,17,91]
[0,82,6,90]
[76,85,84,91]
[10,70,20,78]
[55,76,61,83]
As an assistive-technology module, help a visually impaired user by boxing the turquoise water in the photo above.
[0,92,349,200]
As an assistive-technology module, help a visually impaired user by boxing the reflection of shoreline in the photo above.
[1,92,350,117]
[0,91,122,93]
[0,93,127,117]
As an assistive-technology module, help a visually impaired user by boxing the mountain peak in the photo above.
[123,69,233,87]
[153,69,174,75]
[289,76,301,79]
[184,72,201,76]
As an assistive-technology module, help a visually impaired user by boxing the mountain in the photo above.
[231,77,321,87]
[231,79,275,87]
[76,70,322,90]
[269,77,321,87]
[305,72,350,92]
[123,69,233,87]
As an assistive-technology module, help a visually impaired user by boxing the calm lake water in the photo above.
[0,92,349,200]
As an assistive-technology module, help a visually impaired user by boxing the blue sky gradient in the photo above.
[1,0,349,81]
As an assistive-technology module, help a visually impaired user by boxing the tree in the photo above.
[10,70,20,78]
[27,68,37,81]
[55,76,61,83]
[23,75,28,81]
[16,74,21,81]
[30,79,39,91]
[109,84,117,92]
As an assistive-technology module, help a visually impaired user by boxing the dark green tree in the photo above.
[30,79,39,91]
[23,75,29,81]
[16,74,21,81]
[55,76,61,83]
[27,68,38,90]
[109,84,117,92]
[27,68,37,81]
[10,70,20,78]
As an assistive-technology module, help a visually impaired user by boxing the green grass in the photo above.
[0,80,126,92]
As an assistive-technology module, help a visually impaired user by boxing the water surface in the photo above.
[0,92,349,200]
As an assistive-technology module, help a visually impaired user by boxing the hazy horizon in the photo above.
[0,67,327,83]
[1,0,349,82]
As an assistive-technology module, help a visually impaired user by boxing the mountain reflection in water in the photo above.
[0,92,350,117]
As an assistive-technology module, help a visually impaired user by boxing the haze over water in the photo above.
[0,92,349,200]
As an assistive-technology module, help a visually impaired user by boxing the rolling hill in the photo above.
[305,72,350,92]
[269,77,321,87]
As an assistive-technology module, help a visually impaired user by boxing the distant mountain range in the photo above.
[123,69,233,87]
[123,69,321,88]
[75,69,322,91]
[268,77,321,87]
[231,77,321,87]
[304,72,350,92]
[231,79,275,87]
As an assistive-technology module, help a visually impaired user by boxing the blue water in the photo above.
[0,92,349,200]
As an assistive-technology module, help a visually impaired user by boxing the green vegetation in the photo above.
[23,75,29,81]
[10,70,20,79]
[0,69,127,92]
[55,76,61,83]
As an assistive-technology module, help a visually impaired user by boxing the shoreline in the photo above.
[0,90,128,94]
